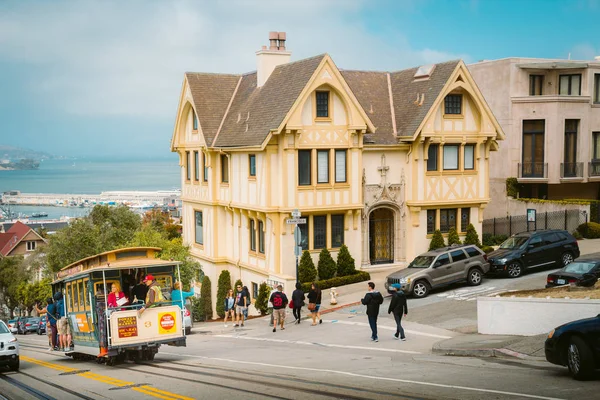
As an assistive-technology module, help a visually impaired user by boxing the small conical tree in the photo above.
[317,248,337,280]
[463,223,482,247]
[255,282,270,315]
[429,229,446,250]
[298,250,317,283]
[216,270,232,318]
[336,244,356,277]
[447,227,461,246]
[199,276,212,321]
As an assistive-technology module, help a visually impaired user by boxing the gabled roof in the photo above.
[341,60,460,144]
[180,55,480,148]
[0,221,44,256]
[213,54,325,147]
[185,72,241,145]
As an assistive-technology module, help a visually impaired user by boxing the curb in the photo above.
[432,343,546,361]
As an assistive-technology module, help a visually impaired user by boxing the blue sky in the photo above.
[0,0,598,158]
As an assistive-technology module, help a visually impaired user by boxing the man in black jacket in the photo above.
[361,282,384,342]
[388,283,408,340]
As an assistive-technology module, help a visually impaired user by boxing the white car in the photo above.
[6,319,18,334]
[0,320,19,371]
[184,300,193,335]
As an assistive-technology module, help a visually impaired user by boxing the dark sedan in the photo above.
[37,316,47,335]
[547,258,600,288]
[545,314,600,380]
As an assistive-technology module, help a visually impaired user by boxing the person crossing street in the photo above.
[269,285,288,333]
[388,283,408,341]
[361,282,383,342]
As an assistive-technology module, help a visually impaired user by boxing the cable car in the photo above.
[51,247,187,365]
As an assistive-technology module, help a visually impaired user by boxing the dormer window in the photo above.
[193,112,198,130]
[414,64,435,79]
[316,91,329,118]
[444,94,462,115]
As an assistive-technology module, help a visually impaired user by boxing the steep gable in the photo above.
[214,54,326,148]
[0,221,45,256]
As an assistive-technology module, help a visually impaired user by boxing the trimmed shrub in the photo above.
[463,223,482,247]
[506,177,520,198]
[482,233,493,247]
[493,235,508,245]
[216,270,232,318]
[191,297,202,322]
[234,279,243,290]
[255,282,270,315]
[429,230,446,250]
[336,244,356,277]
[577,222,600,239]
[301,271,371,293]
[572,230,583,240]
[198,276,212,321]
[317,248,337,280]
[481,245,495,254]
[447,227,461,246]
[298,250,317,283]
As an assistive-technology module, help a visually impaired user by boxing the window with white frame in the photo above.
[317,150,329,183]
[195,211,203,245]
[335,150,346,182]
[443,145,459,170]
[26,241,36,251]
[464,145,475,170]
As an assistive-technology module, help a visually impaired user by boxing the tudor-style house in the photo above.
[171,32,504,314]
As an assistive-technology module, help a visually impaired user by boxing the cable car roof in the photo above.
[54,247,182,282]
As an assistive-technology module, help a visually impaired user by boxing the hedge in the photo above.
[429,230,445,250]
[483,233,508,246]
[506,177,520,198]
[301,271,371,293]
[481,245,495,254]
[576,222,600,239]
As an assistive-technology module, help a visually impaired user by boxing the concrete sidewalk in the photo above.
[432,333,548,361]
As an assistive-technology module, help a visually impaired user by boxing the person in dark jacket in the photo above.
[269,285,289,332]
[361,282,384,342]
[388,283,408,340]
[291,283,305,324]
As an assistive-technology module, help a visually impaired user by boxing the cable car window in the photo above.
[83,279,90,310]
[66,282,73,312]
[72,282,80,312]
[77,280,84,310]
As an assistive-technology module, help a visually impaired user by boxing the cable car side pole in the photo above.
[103,270,111,348]
[176,264,184,336]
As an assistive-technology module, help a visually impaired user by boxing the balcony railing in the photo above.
[518,162,547,179]
[560,162,583,178]
[589,161,600,177]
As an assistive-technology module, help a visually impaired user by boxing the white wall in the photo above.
[478,296,600,336]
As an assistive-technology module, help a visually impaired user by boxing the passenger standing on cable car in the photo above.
[139,274,164,316]
[132,274,149,306]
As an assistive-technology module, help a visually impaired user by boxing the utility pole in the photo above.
[286,209,306,284]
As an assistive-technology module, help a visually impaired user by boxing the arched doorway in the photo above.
[369,208,394,264]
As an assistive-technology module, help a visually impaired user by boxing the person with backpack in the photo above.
[269,285,288,332]
[291,283,305,324]
[361,282,384,342]
[35,297,58,351]
[242,286,251,320]
[388,283,408,341]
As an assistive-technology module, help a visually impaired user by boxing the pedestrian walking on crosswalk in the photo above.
[388,283,408,341]
[269,285,289,333]
[361,282,383,342]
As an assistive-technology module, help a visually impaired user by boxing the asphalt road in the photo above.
[2,311,598,400]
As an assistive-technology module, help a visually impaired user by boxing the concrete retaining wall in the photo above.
[484,197,590,220]
[477,296,600,336]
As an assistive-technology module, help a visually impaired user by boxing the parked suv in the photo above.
[487,230,579,278]
[385,245,489,298]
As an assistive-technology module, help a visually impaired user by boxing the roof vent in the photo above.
[414,64,435,79]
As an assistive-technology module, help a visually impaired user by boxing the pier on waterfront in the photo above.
[1,190,181,208]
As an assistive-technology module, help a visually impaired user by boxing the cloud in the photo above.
[0,0,467,119]
[570,43,599,60]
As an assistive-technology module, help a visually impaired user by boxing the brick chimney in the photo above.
[256,31,291,87]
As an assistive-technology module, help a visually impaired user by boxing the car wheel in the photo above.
[467,268,483,286]
[507,262,523,278]
[412,281,430,298]
[10,357,19,372]
[567,336,595,380]
[561,252,574,267]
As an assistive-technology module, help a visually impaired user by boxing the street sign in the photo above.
[286,218,306,225]
[294,245,302,257]
[527,209,536,222]
[291,209,301,218]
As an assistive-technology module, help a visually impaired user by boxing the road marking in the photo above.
[161,352,565,400]
[21,355,194,400]
[215,334,421,354]
[327,320,452,339]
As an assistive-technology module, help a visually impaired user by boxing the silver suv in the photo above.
[385,245,490,298]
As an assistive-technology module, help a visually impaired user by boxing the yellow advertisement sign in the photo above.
[158,311,177,335]
[74,313,91,333]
